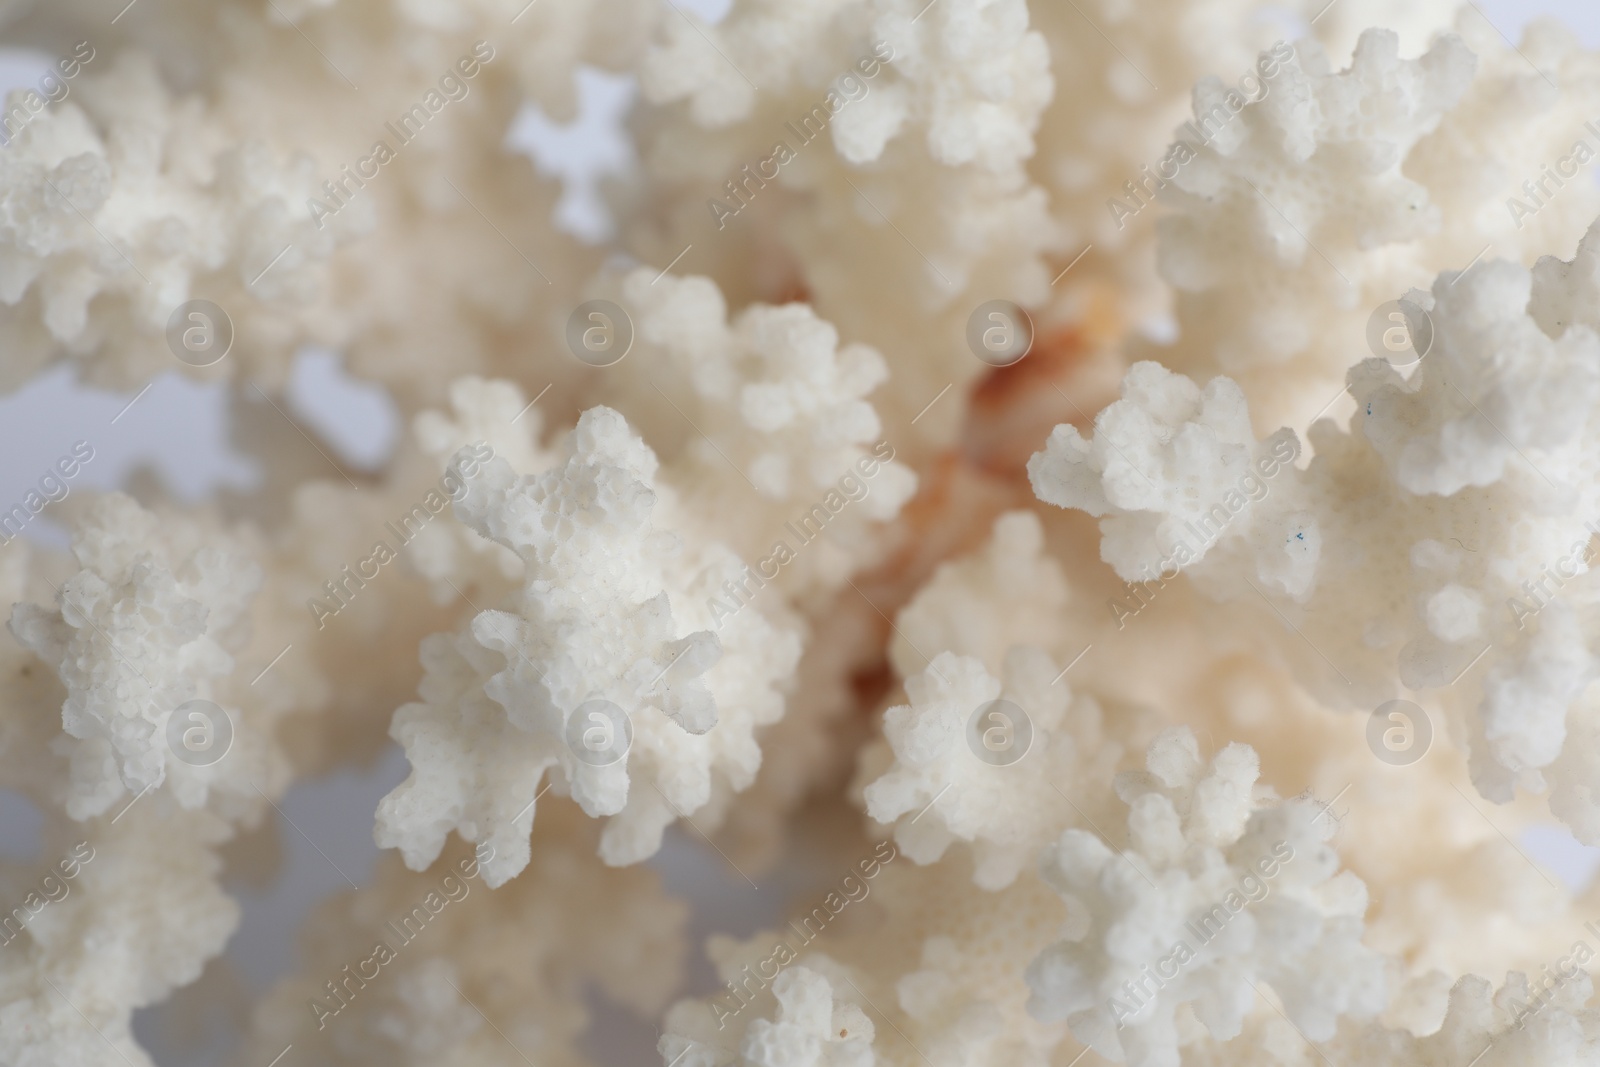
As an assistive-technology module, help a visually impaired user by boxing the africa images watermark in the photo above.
[306,41,496,230]
[308,845,493,1030]
[1505,120,1600,231]
[1506,519,1600,630]
[706,39,896,230]
[1,40,96,147]
[0,842,95,948]
[708,840,899,1029]
[1105,41,1295,231]
[1106,839,1295,1028]
[0,441,96,547]
[1108,433,1299,629]
[1505,932,1597,1033]
[307,443,494,629]
[705,440,897,630]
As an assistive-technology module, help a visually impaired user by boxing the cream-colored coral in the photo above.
[1032,246,1600,833]
[620,0,1060,449]
[8,493,272,820]
[1027,728,1386,1067]
[238,808,686,1067]
[0,2,1598,1066]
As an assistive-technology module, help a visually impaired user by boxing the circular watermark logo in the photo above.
[564,699,633,766]
[165,300,234,368]
[966,698,1034,766]
[1366,699,1431,766]
[565,300,634,368]
[966,300,1034,368]
[1365,299,1433,369]
[166,699,234,767]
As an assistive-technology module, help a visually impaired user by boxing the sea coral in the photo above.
[0,1,1598,1066]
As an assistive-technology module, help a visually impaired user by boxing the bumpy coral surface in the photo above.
[4,0,1600,1065]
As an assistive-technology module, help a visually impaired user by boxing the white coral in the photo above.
[377,406,803,876]
[0,52,339,393]
[1028,361,1298,583]
[0,3,1596,1067]
[622,0,1060,447]
[1025,728,1386,1067]
[1032,244,1600,821]
[8,494,267,820]
[597,269,918,597]
[889,510,1072,678]
[1151,21,1600,431]
[862,647,1115,890]
[240,805,684,1065]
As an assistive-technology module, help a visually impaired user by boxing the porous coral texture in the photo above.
[0,2,1596,1066]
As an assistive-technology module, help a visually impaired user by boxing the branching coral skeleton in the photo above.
[2,0,1600,1065]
